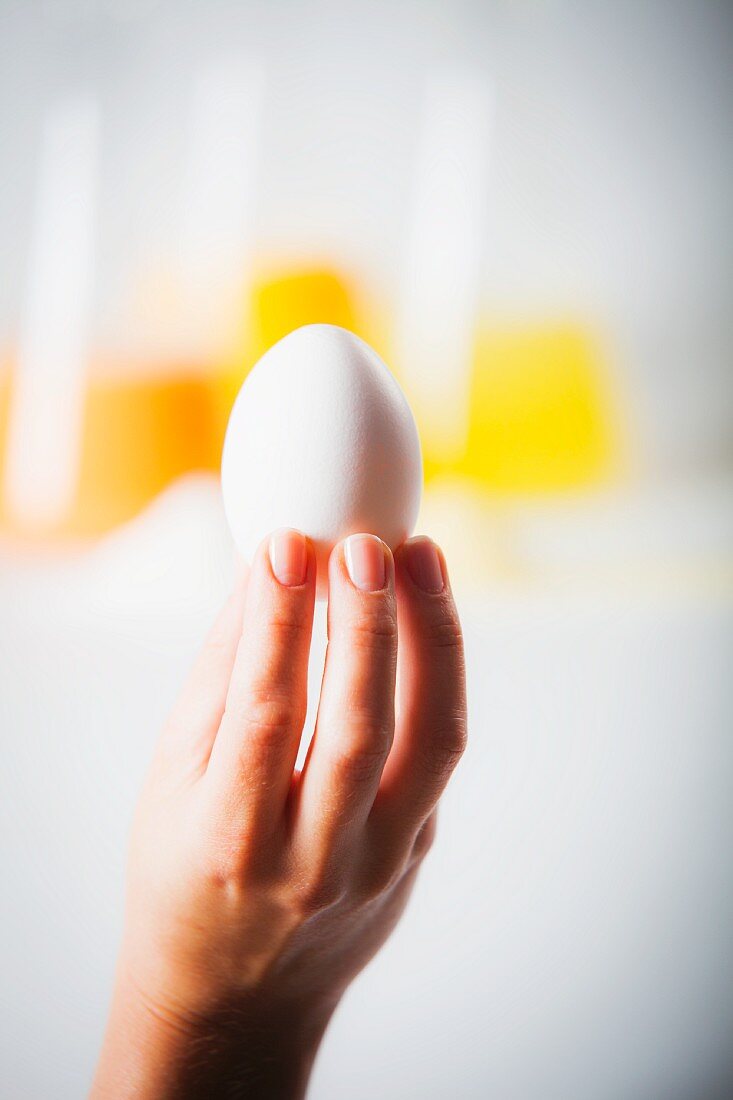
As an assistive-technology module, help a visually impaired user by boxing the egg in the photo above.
[221,324,422,595]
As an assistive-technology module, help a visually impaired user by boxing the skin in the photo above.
[91,530,467,1100]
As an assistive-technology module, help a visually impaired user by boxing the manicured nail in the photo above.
[404,538,445,593]
[344,534,387,592]
[269,529,307,586]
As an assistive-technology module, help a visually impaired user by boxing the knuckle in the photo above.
[239,689,301,748]
[192,794,279,889]
[425,613,464,652]
[201,632,232,663]
[419,719,467,781]
[205,618,237,656]
[333,737,390,786]
[358,858,404,901]
[294,872,346,916]
[347,706,394,755]
[349,605,398,652]
[411,817,437,863]
[266,612,310,646]
[209,851,250,890]
[201,838,252,890]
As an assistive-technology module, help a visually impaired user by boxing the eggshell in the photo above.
[221,324,422,595]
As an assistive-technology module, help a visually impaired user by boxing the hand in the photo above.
[91,530,466,1099]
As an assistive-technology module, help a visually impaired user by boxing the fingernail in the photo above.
[269,529,307,587]
[344,534,387,592]
[404,538,444,593]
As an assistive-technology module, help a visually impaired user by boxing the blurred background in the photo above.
[1,1,732,1097]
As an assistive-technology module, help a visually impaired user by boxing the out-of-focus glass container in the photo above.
[0,1,731,546]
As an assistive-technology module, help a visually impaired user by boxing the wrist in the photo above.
[92,963,337,1100]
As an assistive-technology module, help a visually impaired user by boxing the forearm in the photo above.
[91,969,332,1100]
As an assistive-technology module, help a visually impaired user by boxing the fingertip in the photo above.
[268,528,310,587]
[396,536,447,595]
[330,534,394,595]
[252,528,316,590]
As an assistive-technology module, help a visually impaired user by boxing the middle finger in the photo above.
[293,534,397,863]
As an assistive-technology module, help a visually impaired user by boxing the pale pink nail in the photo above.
[269,529,307,587]
[344,534,387,592]
[403,538,444,593]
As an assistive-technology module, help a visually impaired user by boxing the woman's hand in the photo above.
[92,530,466,1100]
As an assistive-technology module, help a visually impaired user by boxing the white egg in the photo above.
[221,324,422,595]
